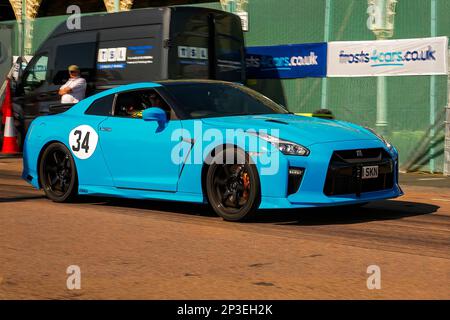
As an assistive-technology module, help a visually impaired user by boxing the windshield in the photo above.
[164,83,289,119]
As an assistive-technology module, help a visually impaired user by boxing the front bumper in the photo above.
[257,139,403,209]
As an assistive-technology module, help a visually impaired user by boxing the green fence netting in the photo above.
[1,0,449,171]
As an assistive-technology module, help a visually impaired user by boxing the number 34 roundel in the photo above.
[69,125,99,160]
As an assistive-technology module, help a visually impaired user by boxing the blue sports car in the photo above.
[22,80,403,221]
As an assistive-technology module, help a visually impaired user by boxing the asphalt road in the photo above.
[0,157,449,299]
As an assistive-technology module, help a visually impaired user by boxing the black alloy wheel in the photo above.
[206,148,261,222]
[39,143,78,202]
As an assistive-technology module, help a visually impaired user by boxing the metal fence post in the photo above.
[376,76,388,136]
[367,0,398,136]
[320,0,332,109]
[444,48,450,176]
[20,0,26,58]
[429,0,437,173]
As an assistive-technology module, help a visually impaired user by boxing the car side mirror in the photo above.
[142,107,168,126]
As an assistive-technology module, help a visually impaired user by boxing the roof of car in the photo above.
[64,80,241,116]
[91,80,237,99]
[86,80,237,103]
[156,79,240,86]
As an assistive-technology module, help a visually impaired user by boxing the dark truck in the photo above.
[11,6,245,145]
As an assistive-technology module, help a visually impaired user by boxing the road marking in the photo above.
[431,198,450,202]
[417,178,446,181]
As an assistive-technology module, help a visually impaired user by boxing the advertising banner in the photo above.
[246,43,327,79]
[327,36,448,77]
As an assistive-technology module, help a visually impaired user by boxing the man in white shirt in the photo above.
[58,65,87,104]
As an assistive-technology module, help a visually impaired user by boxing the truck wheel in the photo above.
[206,148,261,222]
[39,142,78,202]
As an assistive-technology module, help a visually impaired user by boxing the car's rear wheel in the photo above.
[39,142,78,202]
[206,148,261,222]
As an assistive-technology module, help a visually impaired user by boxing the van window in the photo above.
[168,9,245,83]
[214,13,245,82]
[23,54,48,91]
[169,11,210,80]
[53,42,96,85]
[85,94,115,116]
[216,35,244,82]
[171,34,210,79]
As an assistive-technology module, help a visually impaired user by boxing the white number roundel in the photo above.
[69,125,99,160]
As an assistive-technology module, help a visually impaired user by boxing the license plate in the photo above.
[362,166,379,179]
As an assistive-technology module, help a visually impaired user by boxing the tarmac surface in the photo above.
[0,157,449,299]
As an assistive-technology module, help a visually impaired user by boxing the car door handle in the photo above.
[100,127,112,132]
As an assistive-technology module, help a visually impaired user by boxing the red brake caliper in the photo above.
[242,172,250,201]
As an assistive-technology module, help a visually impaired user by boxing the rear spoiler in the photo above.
[48,103,76,115]
[296,109,335,120]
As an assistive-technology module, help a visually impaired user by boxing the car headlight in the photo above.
[365,127,393,150]
[247,132,310,156]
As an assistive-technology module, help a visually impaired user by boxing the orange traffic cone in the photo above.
[1,79,20,154]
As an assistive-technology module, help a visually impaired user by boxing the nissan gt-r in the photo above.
[22,80,403,221]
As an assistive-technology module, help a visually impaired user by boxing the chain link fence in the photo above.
[1,0,449,173]
[444,49,450,176]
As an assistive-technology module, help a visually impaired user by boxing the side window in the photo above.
[114,89,172,119]
[85,94,115,116]
[23,54,48,91]
[53,43,96,85]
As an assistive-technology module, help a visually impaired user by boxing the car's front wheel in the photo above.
[39,142,78,202]
[206,148,261,222]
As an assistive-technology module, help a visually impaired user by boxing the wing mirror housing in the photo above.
[142,107,168,125]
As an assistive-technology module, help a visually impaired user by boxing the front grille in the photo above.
[324,148,394,196]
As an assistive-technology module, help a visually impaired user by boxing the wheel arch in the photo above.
[200,143,257,199]
[36,140,74,188]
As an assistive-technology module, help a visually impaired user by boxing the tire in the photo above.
[205,148,261,222]
[39,142,78,202]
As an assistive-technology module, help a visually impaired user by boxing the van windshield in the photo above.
[164,83,289,119]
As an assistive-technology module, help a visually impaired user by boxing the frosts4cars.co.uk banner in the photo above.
[246,43,327,79]
[327,36,448,77]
